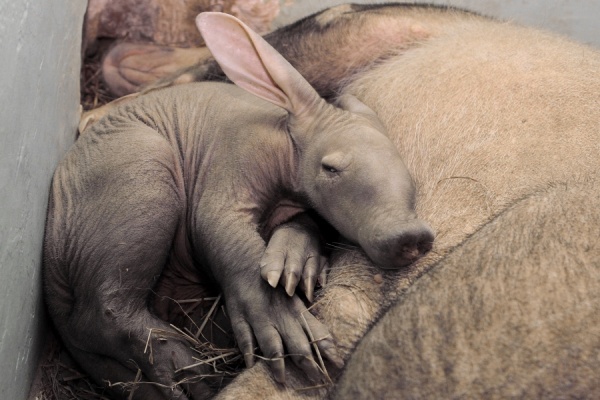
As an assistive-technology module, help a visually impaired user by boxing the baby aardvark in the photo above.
[43,12,433,400]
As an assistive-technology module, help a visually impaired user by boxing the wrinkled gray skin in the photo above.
[105,4,600,399]
[44,12,433,400]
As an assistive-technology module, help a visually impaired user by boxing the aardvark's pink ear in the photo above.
[196,12,323,117]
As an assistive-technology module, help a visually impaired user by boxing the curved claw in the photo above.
[266,270,281,288]
[302,311,344,370]
[229,318,257,369]
[285,271,301,296]
[303,275,315,303]
[261,215,328,300]
[225,278,340,384]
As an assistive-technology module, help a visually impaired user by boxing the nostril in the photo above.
[416,226,435,254]
[390,222,435,267]
[363,219,435,269]
[419,236,434,254]
[401,244,421,261]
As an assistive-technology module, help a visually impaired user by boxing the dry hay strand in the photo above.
[32,292,338,399]
[31,332,111,400]
[32,295,245,399]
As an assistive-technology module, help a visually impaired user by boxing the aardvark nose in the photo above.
[373,219,434,269]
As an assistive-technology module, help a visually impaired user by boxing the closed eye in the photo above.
[321,151,350,175]
[322,163,339,173]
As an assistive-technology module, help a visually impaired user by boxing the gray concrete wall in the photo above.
[0,1,86,399]
[275,0,600,48]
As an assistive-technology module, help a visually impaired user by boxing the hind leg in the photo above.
[50,132,212,399]
[102,43,211,96]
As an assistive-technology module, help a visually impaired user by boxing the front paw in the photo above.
[260,217,328,302]
[225,281,343,383]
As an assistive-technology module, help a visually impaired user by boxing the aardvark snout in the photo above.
[365,219,435,270]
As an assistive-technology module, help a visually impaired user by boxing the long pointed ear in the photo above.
[196,12,323,116]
